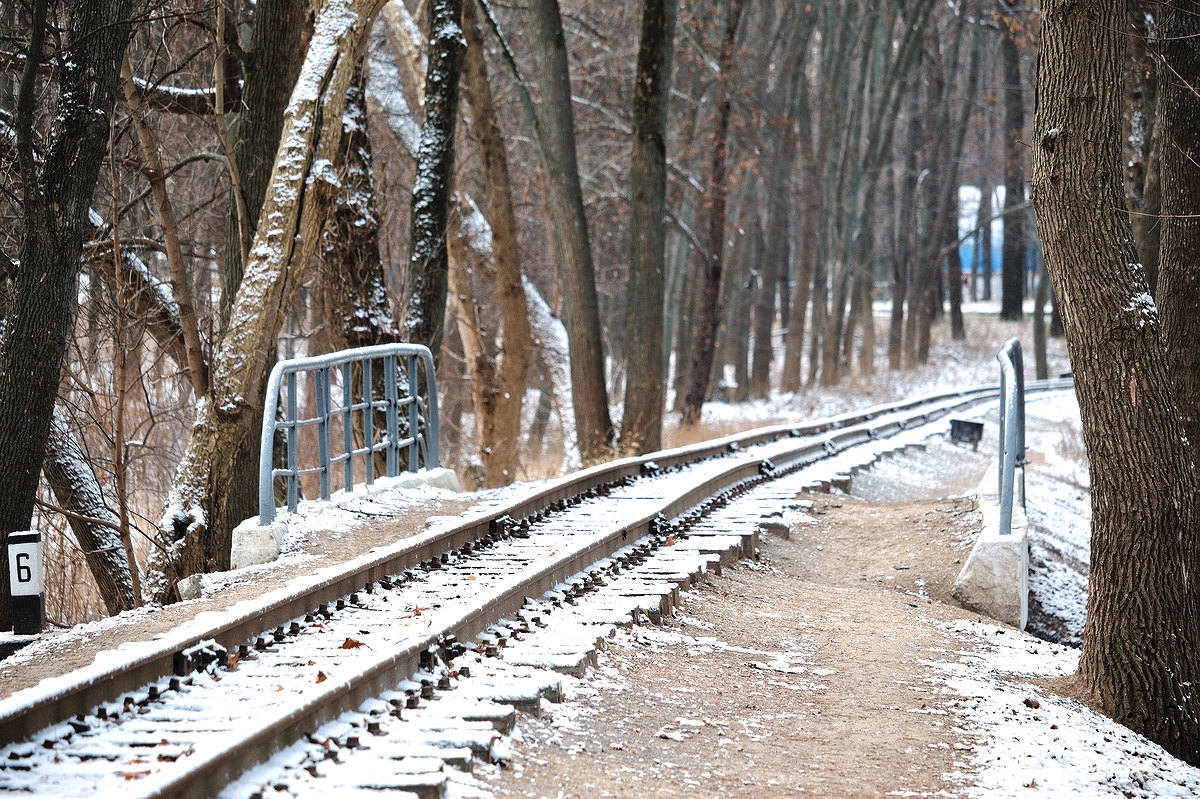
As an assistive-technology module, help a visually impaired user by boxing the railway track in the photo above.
[0,384,1068,797]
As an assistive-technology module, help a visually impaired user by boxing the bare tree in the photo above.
[0,0,134,629]
[1031,0,1200,764]
[619,0,678,454]
[523,0,615,462]
[403,0,466,356]
[147,0,388,602]
[680,0,747,426]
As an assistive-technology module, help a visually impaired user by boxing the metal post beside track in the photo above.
[257,344,440,525]
[996,338,1026,535]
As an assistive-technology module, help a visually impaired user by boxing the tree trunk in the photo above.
[461,0,533,486]
[0,0,134,630]
[403,0,466,358]
[781,157,819,391]
[120,56,210,398]
[999,0,1026,321]
[620,0,677,455]
[1032,264,1049,380]
[220,0,310,546]
[221,0,309,321]
[42,408,137,615]
[525,0,614,462]
[681,0,747,426]
[749,16,808,399]
[1031,0,1200,764]
[1153,0,1200,456]
[1124,6,1161,295]
[147,0,387,603]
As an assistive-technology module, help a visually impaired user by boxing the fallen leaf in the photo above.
[315,671,327,684]
[340,638,365,650]
[1023,697,1041,709]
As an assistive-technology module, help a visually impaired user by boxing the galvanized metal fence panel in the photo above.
[258,344,439,524]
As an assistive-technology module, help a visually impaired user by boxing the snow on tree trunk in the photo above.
[43,408,136,614]
[524,276,580,471]
[146,0,387,603]
[402,0,466,357]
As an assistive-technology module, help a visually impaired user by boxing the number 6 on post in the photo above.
[8,531,43,636]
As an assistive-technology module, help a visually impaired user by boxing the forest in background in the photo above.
[0,0,1150,627]
[8,0,1200,768]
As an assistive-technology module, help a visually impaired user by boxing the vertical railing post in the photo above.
[363,358,375,485]
[286,371,299,513]
[384,354,400,477]
[996,338,1024,535]
[342,361,354,493]
[315,367,331,500]
[407,353,419,471]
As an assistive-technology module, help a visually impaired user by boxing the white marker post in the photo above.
[8,531,43,635]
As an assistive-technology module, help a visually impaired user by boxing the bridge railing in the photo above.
[258,344,439,524]
[996,337,1026,534]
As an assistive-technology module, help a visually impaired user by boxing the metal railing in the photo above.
[258,344,439,524]
[997,338,1026,534]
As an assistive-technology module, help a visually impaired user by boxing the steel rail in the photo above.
[0,382,1069,766]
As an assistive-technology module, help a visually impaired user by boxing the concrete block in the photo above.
[230,519,288,570]
[388,467,462,492]
[176,573,203,601]
[951,467,1029,629]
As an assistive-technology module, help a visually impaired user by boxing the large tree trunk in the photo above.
[147,0,387,603]
[999,0,1026,321]
[0,0,134,630]
[220,0,310,546]
[680,0,747,426]
[1031,0,1200,765]
[525,0,615,463]
[221,0,309,319]
[1153,0,1200,456]
[403,0,466,357]
[619,0,677,455]
[317,66,397,350]
[460,0,532,486]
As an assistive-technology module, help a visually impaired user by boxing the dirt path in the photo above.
[483,494,995,798]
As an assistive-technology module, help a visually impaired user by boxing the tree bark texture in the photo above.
[1031,0,1200,764]
[147,0,387,603]
[460,0,532,486]
[681,0,747,426]
[221,0,310,320]
[999,0,1026,320]
[318,66,397,350]
[43,408,137,615]
[219,0,311,549]
[121,56,210,398]
[1153,0,1200,455]
[1124,5,1160,294]
[750,16,808,399]
[0,0,134,630]
[526,0,615,462]
[620,0,677,454]
[403,0,466,358]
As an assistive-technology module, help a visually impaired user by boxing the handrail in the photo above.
[996,338,1025,534]
[258,344,440,524]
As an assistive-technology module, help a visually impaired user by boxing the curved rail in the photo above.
[0,381,1074,796]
